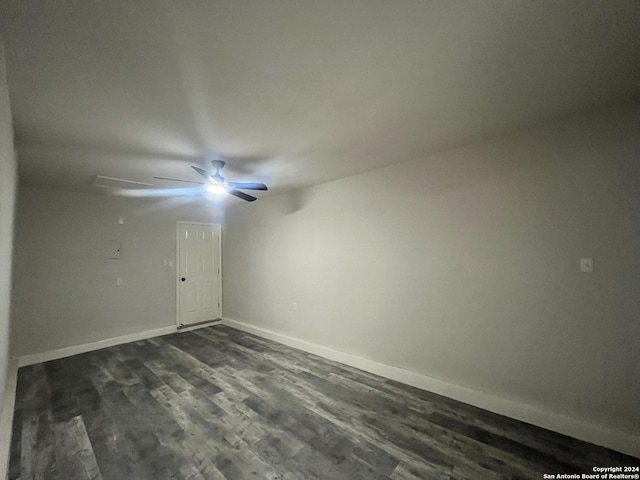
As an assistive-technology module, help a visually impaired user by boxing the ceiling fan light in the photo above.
[206,184,227,195]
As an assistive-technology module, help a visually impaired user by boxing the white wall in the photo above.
[0,44,18,480]
[223,103,640,438]
[11,188,224,356]
[0,45,17,422]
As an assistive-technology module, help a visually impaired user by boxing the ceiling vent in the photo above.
[92,175,153,190]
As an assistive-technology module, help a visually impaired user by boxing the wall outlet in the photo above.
[580,258,593,273]
[292,302,298,311]
[116,277,123,285]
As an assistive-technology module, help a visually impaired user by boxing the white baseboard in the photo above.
[0,357,18,480]
[222,318,640,459]
[17,325,178,367]
[177,320,222,333]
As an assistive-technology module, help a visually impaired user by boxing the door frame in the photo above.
[176,221,222,329]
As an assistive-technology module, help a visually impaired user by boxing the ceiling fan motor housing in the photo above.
[153,160,266,202]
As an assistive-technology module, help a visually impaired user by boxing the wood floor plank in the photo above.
[52,415,103,480]
[9,405,22,479]
[240,369,462,475]
[92,375,187,480]
[150,384,283,479]
[81,396,147,480]
[10,325,639,480]
[21,411,60,480]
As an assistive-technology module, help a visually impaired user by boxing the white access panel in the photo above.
[177,223,221,327]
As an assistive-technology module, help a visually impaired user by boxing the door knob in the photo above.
[181,277,186,281]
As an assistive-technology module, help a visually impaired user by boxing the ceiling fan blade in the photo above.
[153,176,207,185]
[191,166,214,182]
[228,189,257,202]
[115,187,204,197]
[224,182,268,191]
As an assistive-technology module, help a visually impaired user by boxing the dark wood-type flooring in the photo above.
[9,325,638,479]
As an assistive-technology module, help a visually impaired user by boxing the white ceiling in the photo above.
[2,1,640,199]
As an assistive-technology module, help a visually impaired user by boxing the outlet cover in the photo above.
[580,258,593,273]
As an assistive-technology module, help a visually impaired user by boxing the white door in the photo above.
[177,222,221,327]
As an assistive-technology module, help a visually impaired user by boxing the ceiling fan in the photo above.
[120,160,267,201]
